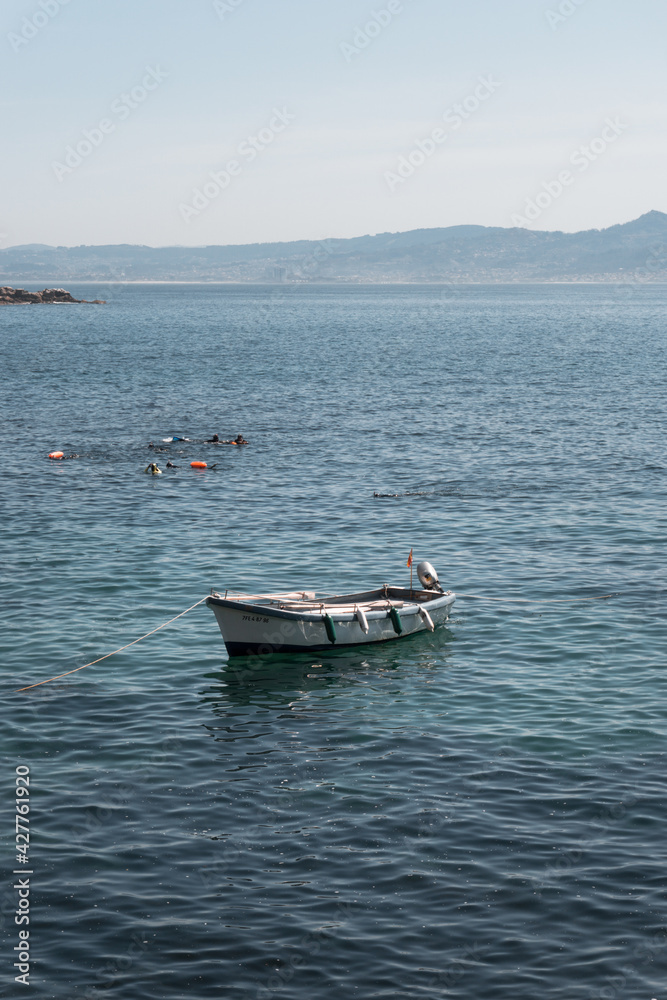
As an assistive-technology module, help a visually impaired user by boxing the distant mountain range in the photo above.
[2,212,666,283]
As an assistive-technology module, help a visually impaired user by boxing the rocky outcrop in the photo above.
[0,286,105,304]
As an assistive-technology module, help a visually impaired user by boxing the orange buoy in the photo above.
[190,461,207,469]
[48,451,64,460]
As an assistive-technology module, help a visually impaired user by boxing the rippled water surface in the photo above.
[2,284,667,999]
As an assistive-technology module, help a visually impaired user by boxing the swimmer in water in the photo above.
[220,434,248,444]
[144,463,162,475]
[166,461,178,469]
[206,434,220,443]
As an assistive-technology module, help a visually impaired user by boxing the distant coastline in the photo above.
[1,212,665,284]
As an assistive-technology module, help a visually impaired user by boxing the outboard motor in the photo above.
[417,561,443,592]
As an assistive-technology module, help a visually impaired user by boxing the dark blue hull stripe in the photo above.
[224,631,443,658]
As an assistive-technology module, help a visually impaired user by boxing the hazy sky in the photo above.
[2,0,666,247]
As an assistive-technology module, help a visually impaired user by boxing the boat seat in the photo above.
[278,600,406,612]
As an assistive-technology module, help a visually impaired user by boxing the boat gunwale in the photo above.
[206,587,455,623]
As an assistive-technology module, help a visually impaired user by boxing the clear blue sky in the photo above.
[2,0,665,247]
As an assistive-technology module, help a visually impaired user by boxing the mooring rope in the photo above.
[15,597,208,693]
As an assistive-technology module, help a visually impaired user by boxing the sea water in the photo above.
[2,283,667,999]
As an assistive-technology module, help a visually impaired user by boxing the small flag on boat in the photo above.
[407,548,413,568]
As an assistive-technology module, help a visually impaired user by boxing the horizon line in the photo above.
[2,210,665,253]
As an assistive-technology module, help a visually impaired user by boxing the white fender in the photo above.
[355,606,369,633]
[418,606,435,631]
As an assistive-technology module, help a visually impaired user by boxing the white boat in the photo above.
[206,561,455,657]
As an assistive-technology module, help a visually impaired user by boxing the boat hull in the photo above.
[206,589,455,658]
